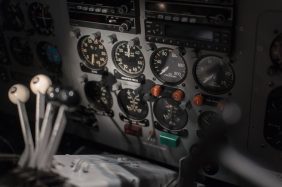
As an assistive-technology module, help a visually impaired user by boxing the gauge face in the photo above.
[270,34,282,66]
[198,111,222,130]
[194,56,235,94]
[2,0,25,31]
[78,36,108,69]
[264,87,282,150]
[84,81,113,112]
[150,47,187,84]
[112,41,145,77]
[117,89,148,120]
[37,42,62,71]
[10,37,33,66]
[154,98,188,131]
[28,2,54,35]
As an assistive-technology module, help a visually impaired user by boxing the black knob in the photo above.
[118,5,129,14]
[58,88,80,107]
[46,86,61,102]
[119,21,131,32]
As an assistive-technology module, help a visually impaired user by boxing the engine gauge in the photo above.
[150,47,187,84]
[28,2,54,35]
[10,37,33,66]
[78,35,108,70]
[154,98,188,131]
[198,111,222,130]
[112,41,145,77]
[193,56,235,95]
[37,42,62,72]
[117,88,148,120]
[2,0,25,31]
[84,81,113,112]
[270,33,282,66]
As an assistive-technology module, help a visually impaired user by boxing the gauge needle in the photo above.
[42,7,47,27]
[127,44,131,57]
[91,54,95,65]
[160,66,169,75]
[203,74,215,84]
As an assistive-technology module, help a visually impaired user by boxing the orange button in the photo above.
[193,94,204,106]
[151,85,162,97]
[172,89,185,102]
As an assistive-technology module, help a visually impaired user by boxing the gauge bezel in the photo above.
[269,33,282,66]
[198,111,221,130]
[153,97,188,131]
[150,47,188,85]
[112,41,145,78]
[10,37,33,66]
[77,35,108,70]
[117,88,149,121]
[84,81,113,112]
[193,55,235,95]
[28,2,54,35]
[2,0,25,31]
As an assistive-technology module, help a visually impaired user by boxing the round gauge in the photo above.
[270,34,282,66]
[264,87,282,150]
[194,56,235,94]
[10,37,33,66]
[117,88,148,120]
[198,111,222,130]
[37,42,62,71]
[84,81,113,112]
[28,2,54,35]
[112,41,145,77]
[2,0,25,31]
[150,47,187,84]
[154,98,188,131]
[78,36,108,70]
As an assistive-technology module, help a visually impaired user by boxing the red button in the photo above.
[172,89,185,102]
[193,94,204,106]
[151,85,162,97]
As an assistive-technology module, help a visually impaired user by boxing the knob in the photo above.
[70,28,81,39]
[30,74,52,95]
[171,89,185,102]
[8,84,30,104]
[151,85,162,97]
[58,88,80,107]
[46,86,61,102]
[193,94,204,106]
[118,5,129,14]
[119,21,131,32]
[93,31,101,40]
[107,34,118,44]
[129,37,140,47]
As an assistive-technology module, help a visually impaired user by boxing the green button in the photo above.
[160,132,180,147]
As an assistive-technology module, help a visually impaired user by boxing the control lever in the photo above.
[30,74,52,147]
[8,84,34,167]
[29,86,61,168]
[37,88,80,170]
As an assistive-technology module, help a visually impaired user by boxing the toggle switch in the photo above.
[160,132,180,148]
